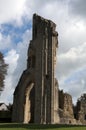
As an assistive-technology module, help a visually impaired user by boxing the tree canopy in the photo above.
[0,52,8,92]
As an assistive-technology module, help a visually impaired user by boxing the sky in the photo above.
[0,0,86,105]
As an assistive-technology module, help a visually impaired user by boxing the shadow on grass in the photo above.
[0,124,86,129]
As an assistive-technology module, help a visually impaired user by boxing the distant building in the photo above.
[0,103,11,123]
[0,103,8,111]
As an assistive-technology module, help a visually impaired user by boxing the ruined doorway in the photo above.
[24,82,35,123]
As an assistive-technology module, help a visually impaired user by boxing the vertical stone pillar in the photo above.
[33,14,59,124]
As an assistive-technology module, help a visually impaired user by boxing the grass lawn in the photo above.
[0,124,86,130]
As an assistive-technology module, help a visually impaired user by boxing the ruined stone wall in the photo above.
[12,14,59,124]
[76,94,86,124]
[63,93,74,118]
[59,90,76,124]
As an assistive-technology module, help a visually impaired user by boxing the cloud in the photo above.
[57,42,86,78]
[0,0,26,25]
[57,42,86,103]
[69,0,86,21]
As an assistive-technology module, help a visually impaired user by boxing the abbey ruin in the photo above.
[12,14,86,125]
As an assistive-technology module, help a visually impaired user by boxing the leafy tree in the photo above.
[0,52,8,92]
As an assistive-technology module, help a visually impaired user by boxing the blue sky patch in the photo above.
[0,18,32,44]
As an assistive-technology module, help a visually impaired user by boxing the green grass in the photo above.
[0,124,86,130]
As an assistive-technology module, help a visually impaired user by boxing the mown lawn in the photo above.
[0,124,86,130]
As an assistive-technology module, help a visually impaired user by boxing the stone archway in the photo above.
[24,82,35,123]
[12,70,35,123]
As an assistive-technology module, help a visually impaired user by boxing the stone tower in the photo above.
[12,14,59,124]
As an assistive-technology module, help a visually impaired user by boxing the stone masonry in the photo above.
[59,90,76,124]
[12,14,59,124]
[74,94,86,124]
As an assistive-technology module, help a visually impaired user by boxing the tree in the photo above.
[7,103,13,112]
[0,52,8,92]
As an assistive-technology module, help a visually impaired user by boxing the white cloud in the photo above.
[58,20,86,53]
[0,0,26,25]
[57,42,86,103]
[57,42,86,78]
